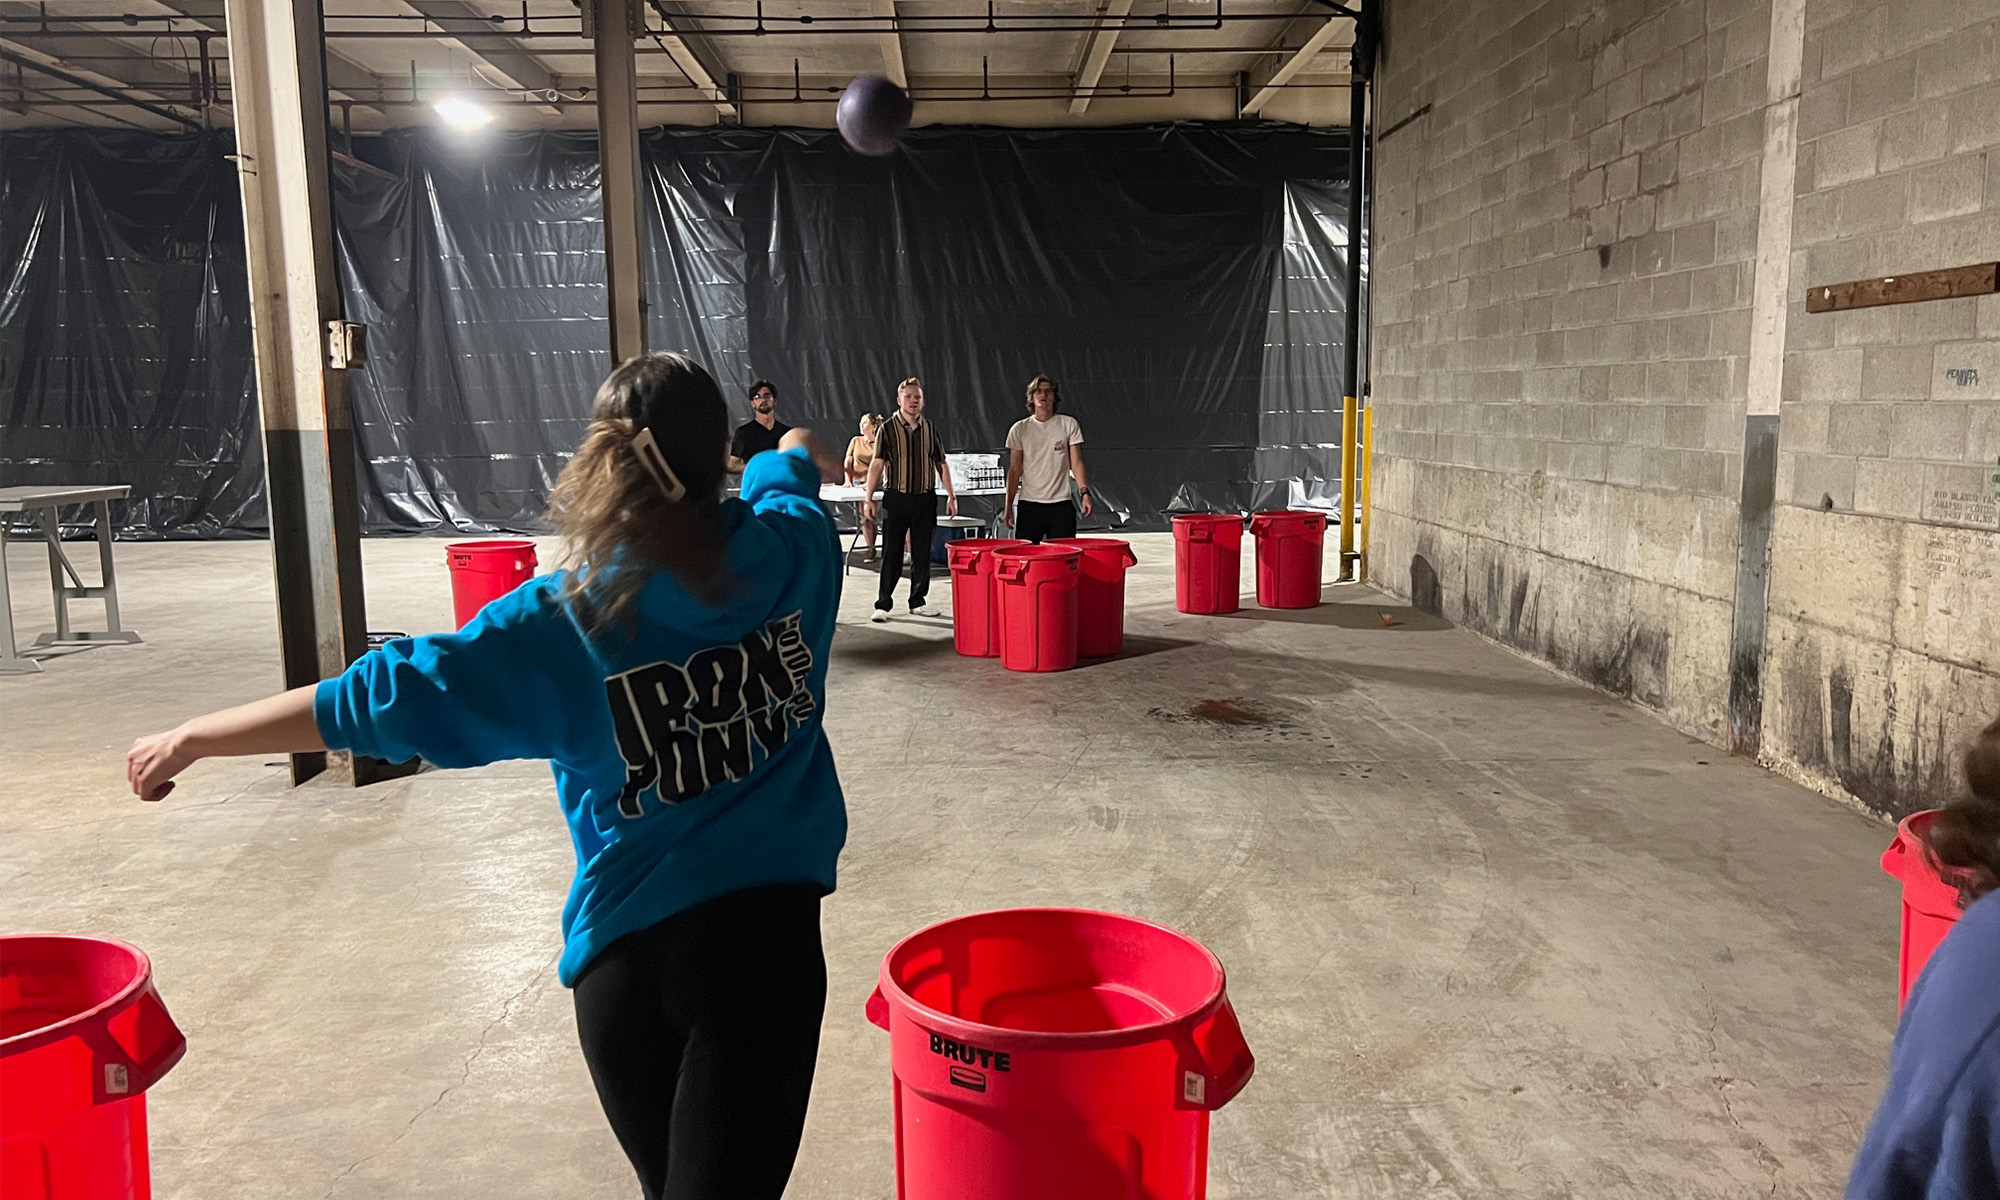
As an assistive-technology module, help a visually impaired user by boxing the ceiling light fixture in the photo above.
[433,96,493,129]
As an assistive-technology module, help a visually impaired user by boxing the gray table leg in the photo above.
[32,499,142,651]
[43,505,71,642]
[0,519,43,674]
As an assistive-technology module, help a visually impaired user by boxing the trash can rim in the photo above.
[875,907,1230,1051]
[0,932,154,1058]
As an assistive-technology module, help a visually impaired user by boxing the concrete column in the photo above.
[223,0,392,786]
[1726,0,1806,754]
[592,0,648,362]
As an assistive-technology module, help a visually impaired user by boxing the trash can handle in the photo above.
[1121,546,1138,568]
[865,985,891,1031]
[1169,997,1254,1112]
[78,983,188,1104]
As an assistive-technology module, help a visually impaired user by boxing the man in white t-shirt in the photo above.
[1004,374,1094,543]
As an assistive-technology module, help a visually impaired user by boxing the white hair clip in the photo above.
[630,426,688,503]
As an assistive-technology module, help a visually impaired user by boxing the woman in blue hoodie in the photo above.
[1849,716,2000,1200]
[127,353,847,1200]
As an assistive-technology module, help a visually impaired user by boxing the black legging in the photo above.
[572,884,827,1200]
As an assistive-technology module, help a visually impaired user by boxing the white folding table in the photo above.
[0,485,144,675]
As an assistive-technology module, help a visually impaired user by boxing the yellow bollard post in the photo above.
[1339,395,1358,580]
[1360,406,1373,584]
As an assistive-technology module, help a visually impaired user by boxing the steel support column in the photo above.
[223,0,394,785]
[592,0,648,362]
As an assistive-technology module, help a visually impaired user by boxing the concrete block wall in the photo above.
[1371,0,2000,816]
[1760,3,2000,815]
[1370,0,1769,742]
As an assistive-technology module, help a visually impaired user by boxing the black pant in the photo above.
[1013,499,1077,544]
[876,490,938,610]
[572,884,827,1200]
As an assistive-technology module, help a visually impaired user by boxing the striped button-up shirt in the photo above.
[873,415,947,495]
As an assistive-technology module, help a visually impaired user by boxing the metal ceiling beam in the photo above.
[1067,0,1132,115]
[644,0,736,118]
[134,0,389,107]
[0,41,202,127]
[870,0,906,88]
[1238,14,1345,116]
[397,1,560,97]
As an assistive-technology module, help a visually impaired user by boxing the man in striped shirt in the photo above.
[863,377,959,622]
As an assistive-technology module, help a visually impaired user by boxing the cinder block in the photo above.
[1642,48,1689,107]
[1664,90,1705,139]
[1861,347,1935,400]
[1792,453,1859,509]
[1828,403,1895,455]
[1916,20,2000,101]
[1688,449,1730,494]
[1573,366,1613,407]
[1594,405,1635,442]
[1788,348,1866,404]
[1654,270,1694,312]
[1797,78,1852,144]
[1792,190,1840,244]
[1649,360,1692,400]
[1909,156,1986,223]
[1845,57,1919,124]
[1619,194,1658,239]
[1892,402,1972,460]
[1922,461,2000,526]
[1836,172,1910,234]
[1640,143,1680,192]
[1671,221,1718,269]
[1664,405,1708,447]
[1819,9,1888,80]
[1608,443,1648,485]
[1854,457,1927,520]
[1631,406,1667,446]
[1814,121,1882,188]
[1572,166,1607,210]
[1878,102,1952,171]
[1606,154,1640,201]
[1899,297,1978,342]
[1949,83,2000,154]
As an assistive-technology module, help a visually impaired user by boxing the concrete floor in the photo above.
[2,532,1902,1198]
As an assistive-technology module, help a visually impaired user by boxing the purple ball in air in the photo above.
[837,74,913,157]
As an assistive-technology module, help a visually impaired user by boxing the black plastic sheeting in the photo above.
[2,124,1354,537]
[0,131,264,537]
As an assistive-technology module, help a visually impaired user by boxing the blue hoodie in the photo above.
[1848,890,2000,1199]
[314,447,845,986]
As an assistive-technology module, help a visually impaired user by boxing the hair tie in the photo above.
[630,427,687,503]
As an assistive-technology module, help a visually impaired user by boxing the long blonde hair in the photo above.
[549,353,730,628]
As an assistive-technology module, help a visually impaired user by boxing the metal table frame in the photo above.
[0,485,144,675]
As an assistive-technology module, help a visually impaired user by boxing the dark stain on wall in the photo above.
[1410,554,1443,616]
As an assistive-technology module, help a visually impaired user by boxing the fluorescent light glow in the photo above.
[433,97,493,129]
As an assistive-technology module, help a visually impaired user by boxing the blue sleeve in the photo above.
[313,579,599,769]
[741,445,822,521]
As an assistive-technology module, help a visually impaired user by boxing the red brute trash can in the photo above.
[1,935,187,1200]
[445,540,539,629]
[948,538,1030,658]
[866,908,1254,1200]
[1248,510,1328,610]
[1045,538,1138,658]
[993,546,1081,673]
[1881,809,1963,1010]
[1171,514,1244,615]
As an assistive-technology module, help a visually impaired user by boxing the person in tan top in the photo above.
[845,413,883,562]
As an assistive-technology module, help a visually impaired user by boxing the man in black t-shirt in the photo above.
[729,379,793,471]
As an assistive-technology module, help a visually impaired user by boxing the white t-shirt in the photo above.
[1006,414,1085,504]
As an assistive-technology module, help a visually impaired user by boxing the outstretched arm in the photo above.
[128,686,324,801]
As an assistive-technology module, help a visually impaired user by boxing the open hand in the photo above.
[127,729,190,801]
[946,496,960,519]
[1081,493,1095,518]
